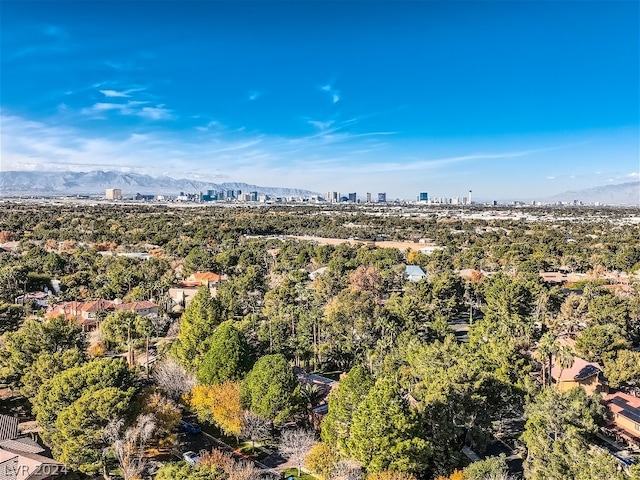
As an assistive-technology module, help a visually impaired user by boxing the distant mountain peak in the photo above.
[0,170,320,197]
[547,181,640,206]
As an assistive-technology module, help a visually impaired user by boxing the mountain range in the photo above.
[0,170,319,198]
[545,181,639,206]
[0,170,638,205]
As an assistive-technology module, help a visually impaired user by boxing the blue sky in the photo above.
[1,1,638,199]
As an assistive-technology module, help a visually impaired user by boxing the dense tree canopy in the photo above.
[348,378,431,474]
[0,317,86,385]
[1,202,639,478]
[241,353,299,423]
[321,364,374,453]
[522,387,608,480]
[198,321,253,384]
[172,286,225,370]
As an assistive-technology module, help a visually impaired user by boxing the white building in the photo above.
[105,188,122,200]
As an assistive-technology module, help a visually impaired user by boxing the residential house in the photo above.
[14,292,51,309]
[405,265,427,282]
[185,272,226,287]
[0,415,64,480]
[168,285,208,310]
[168,272,226,309]
[550,355,608,395]
[113,300,158,317]
[295,369,338,427]
[308,267,328,281]
[604,392,640,446]
[45,299,158,331]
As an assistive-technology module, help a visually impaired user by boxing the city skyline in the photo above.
[1,1,638,199]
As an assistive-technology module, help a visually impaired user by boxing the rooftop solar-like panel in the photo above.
[621,408,640,425]
[574,364,599,380]
[611,397,630,409]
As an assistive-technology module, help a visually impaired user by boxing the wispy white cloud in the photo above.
[99,88,145,98]
[546,176,556,180]
[2,109,620,199]
[248,91,262,101]
[138,106,173,120]
[195,120,225,132]
[81,101,172,120]
[100,90,129,98]
[308,119,335,130]
[627,172,639,178]
[320,83,340,104]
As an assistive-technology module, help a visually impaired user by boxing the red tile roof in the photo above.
[114,301,157,311]
[188,272,223,284]
[604,392,640,441]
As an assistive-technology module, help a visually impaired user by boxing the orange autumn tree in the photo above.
[435,471,464,480]
[190,381,243,438]
[367,472,418,480]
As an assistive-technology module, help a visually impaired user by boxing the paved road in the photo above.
[179,431,281,477]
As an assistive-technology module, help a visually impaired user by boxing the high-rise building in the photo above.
[366,192,372,203]
[419,192,428,202]
[105,188,122,200]
[326,191,339,203]
[348,192,357,203]
[377,192,386,203]
[468,190,472,204]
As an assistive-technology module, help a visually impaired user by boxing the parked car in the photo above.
[180,421,202,434]
[182,451,201,466]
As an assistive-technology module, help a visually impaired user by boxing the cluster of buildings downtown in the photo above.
[105,188,476,205]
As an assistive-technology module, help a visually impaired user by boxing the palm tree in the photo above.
[535,332,558,387]
[554,345,575,388]
[299,383,322,425]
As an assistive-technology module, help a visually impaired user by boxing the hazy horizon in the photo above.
[1,1,638,199]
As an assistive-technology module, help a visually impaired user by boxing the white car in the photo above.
[182,451,201,466]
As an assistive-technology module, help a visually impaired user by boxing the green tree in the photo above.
[100,310,152,364]
[21,348,85,400]
[0,316,86,385]
[155,462,225,480]
[534,332,557,388]
[322,288,378,369]
[348,378,431,474]
[429,271,465,319]
[574,324,630,362]
[198,321,253,384]
[603,349,640,388]
[321,364,373,453]
[33,358,136,433]
[241,354,298,423]
[571,449,626,480]
[0,265,28,303]
[463,454,508,480]
[50,386,136,476]
[587,293,629,329]
[171,286,223,370]
[0,301,24,334]
[183,246,220,276]
[522,387,607,480]
[402,337,519,474]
